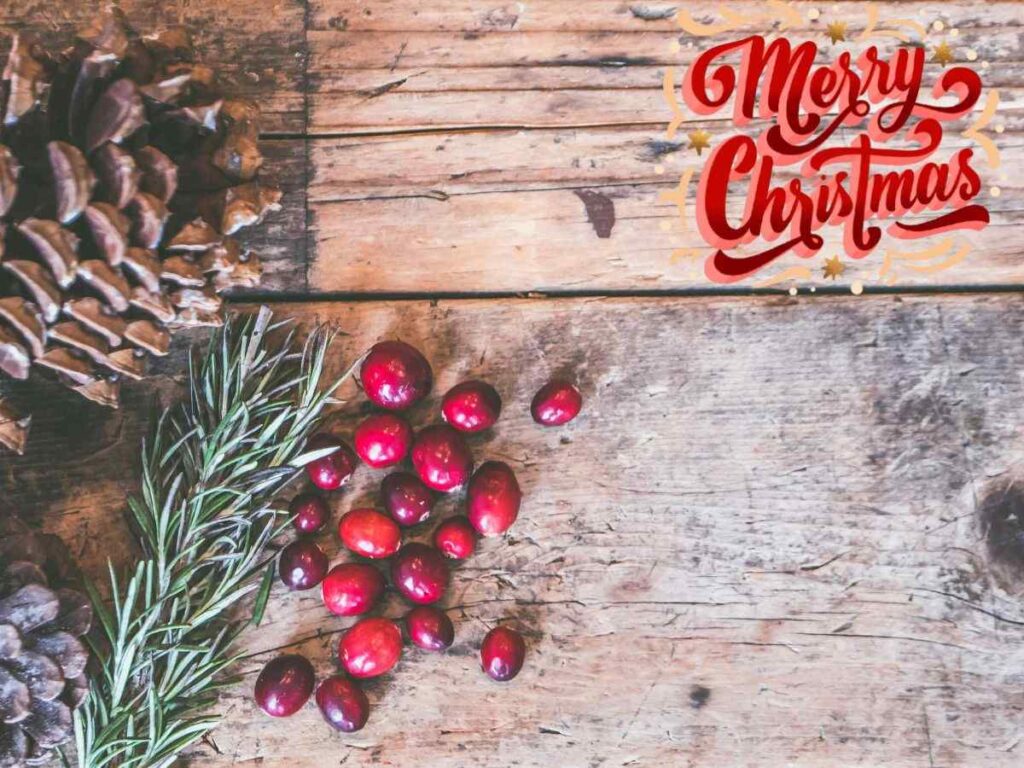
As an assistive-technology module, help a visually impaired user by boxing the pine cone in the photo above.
[0,525,93,767]
[0,7,281,455]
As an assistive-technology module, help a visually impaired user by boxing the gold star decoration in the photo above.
[688,129,711,156]
[822,255,846,280]
[826,20,847,44]
[932,41,955,67]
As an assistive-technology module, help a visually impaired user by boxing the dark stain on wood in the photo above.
[574,190,615,238]
[644,139,686,160]
[629,5,678,21]
[977,477,1024,586]
[689,685,711,709]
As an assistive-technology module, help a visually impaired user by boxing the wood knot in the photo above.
[689,684,711,709]
[977,478,1024,588]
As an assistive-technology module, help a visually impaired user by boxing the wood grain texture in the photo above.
[302,0,1024,294]
[6,295,1024,767]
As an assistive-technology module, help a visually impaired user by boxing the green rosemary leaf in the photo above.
[74,309,344,768]
[251,559,276,627]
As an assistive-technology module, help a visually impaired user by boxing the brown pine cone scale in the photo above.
[0,6,282,454]
[0,525,93,767]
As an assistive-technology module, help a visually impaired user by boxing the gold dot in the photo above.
[788,287,798,296]
[669,40,682,53]
[808,8,820,20]
[932,20,945,32]
[659,220,671,231]
[966,49,978,61]
[991,186,1002,198]
[950,28,959,37]
[995,123,1005,133]
[851,280,864,296]
[654,165,665,175]
[981,61,990,69]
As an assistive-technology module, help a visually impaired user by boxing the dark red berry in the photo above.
[381,471,435,527]
[321,563,385,616]
[278,540,329,590]
[360,340,433,411]
[255,654,315,717]
[467,461,522,537]
[304,434,357,490]
[390,542,449,605]
[433,516,477,559]
[340,617,403,679]
[289,492,330,535]
[480,626,526,682]
[405,606,454,652]
[354,413,413,468]
[316,676,370,733]
[411,424,473,492]
[441,380,502,433]
[338,508,401,559]
[530,380,582,426]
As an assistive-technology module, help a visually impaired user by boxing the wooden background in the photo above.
[3,2,1024,767]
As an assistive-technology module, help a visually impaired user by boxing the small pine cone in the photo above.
[0,6,281,453]
[0,520,93,767]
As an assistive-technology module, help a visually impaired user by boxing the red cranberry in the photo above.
[254,654,315,717]
[321,563,385,616]
[433,516,477,559]
[411,424,473,492]
[278,540,329,590]
[338,508,401,559]
[381,471,435,527]
[467,461,522,537]
[405,606,454,652]
[289,492,330,534]
[442,380,502,433]
[480,626,526,682]
[354,413,413,468]
[340,617,402,678]
[390,542,449,605]
[531,380,582,426]
[304,434,357,490]
[316,675,370,733]
[360,340,433,411]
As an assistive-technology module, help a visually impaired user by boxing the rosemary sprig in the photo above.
[73,307,349,768]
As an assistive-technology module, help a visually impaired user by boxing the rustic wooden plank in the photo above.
[308,1,1024,131]
[302,0,1024,293]
[307,127,1023,292]
[7,295,1024,767]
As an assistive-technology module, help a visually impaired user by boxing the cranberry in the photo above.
[390,542,449,605]
[254,654,315,717]
[278,540,329,590]
[338,508,401,559]
[381,471,435,527]
[480,626,526,682]
[531,379,582,426]
[467,461,522,537]
[289,492,330,535]
[304,434,357,490]
[441,380,502,433]
[411,424,473,492]
[433,516,477,559]
[316,675,370,733]
[360,340,433,411]
[340,617,402,678]
[354,413,413,468]
[321,563,385,616]
[405,606,454,652]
